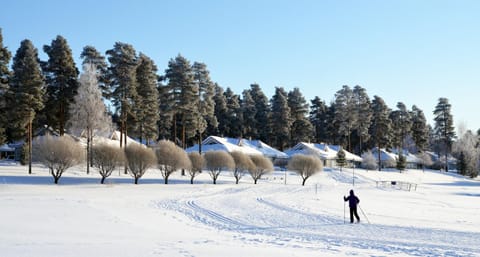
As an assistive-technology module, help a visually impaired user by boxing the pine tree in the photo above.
[269,87,291,150]
[224,87,242,138]
[193,62,217,150]
[10,40,45,173]
[433,97,456,172]
[249,84,270,143]
[396,152,406,171]
[241,89,257,139]
[67,63,113,174]
[410,105,429,152]
[80,45,110,99]
[135,53,159,145]
[164,54,199,148]
[456,151,467,176]
[288,87,313,145]
[389,102,412,150]
[42,35,79,135]
[370,96,391,171]
[352,85,372,153]
[0,28,11,145]
[309,96,329,143]
[106,42,138,148]
[212,84,228,137]
[336,148,347,171]
[157,80,174,140]
[334,85,356,151]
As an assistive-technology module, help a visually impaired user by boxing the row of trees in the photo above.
[0,29,462,173]
[33,135,322,185]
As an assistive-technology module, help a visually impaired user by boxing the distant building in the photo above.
[284,142,362,167]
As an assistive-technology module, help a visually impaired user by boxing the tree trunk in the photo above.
[190,177,194,184]
[198,133,202,154]
[164,176,169,184]
[377,145,382,171]
[54,175,60,184]
[28,121,32,175]
[124,126,128,175]
[86,127,90,175]
[101,176,106,184]
[302,178,307,186]
[134,176,139,184]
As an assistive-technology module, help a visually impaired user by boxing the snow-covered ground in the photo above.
[1,161,479,257]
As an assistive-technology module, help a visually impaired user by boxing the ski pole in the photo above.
[343,200,346,224]
[358,204,370,224]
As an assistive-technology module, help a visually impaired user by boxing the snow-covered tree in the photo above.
[187,152,204,184]
[68,63,113,174]
[288,87,313,146]
[336,148,347,171]
[124,143,156,184]
[361,151,378,171]
[204,151,234,184]
[287,154,322,186]
[91,144,124,184]
[453,130,479,178]
[334,85,356,151]
[155,140,191,184]
[230,151,255,184]
[249,155,273,184]
[33,135,84,184]
[416,152,433,171]
[370,96,391,171]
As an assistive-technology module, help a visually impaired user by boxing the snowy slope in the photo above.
[0,161,479,257]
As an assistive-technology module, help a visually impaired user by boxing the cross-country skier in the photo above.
[344,189,360,223]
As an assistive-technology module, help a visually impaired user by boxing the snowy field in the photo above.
[1,161,479,257]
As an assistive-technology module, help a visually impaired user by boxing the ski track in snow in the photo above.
[155,189,480,257]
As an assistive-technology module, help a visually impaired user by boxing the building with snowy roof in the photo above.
[185,136,288,162]
[284,142,362,167]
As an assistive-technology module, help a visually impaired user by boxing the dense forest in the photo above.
[2,28,478,177]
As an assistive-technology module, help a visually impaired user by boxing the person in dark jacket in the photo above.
[344,189,360,223]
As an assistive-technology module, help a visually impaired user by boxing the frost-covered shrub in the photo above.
[92,144,124,184]
[287,154,322,186]
[124,144,156,184]
[361,151,378,171]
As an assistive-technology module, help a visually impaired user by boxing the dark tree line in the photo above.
[0,30,458,166]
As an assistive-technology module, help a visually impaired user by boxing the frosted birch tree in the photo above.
[67,63,113,174]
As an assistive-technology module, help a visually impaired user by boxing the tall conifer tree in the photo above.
[370,96,391,171]
[212,84,228,137]
[224,87,242,138]
[334,85,356,151]
[352,85,372,153]
[241,89,257,139]
[106,42,138,148]
[310,97,329,143]
[10,40,45,173]
[390,102,412,150]
[164,54,199,148]
[193,62,217,150]
[135,53,159,145]
[0,28,11,145]
[433,97,456,171]
[410,105,429,152]
[288,87,313,145]
[270,87,291,150]
[248,84,270,143]
[42,35,79,135]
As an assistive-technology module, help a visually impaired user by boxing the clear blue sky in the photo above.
[2,0,480,132]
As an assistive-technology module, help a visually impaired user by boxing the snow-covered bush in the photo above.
[33,135,84,184]
[287,154,322,186]
[91,144,124,184]
[124,144,156,184]
[204,151,235,184]
[361,151,378,171]
[187,152,204,184]
[249,155,273,184]
[230,151,255,184]
[155,140,191,184]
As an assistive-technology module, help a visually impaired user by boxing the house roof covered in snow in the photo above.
[284,142,363,162]
[185,136,263,156]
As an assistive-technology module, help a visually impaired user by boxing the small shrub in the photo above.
[124,144,156,184]
[287,154,323,186]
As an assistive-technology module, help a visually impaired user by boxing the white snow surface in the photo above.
[1,161,479,257]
